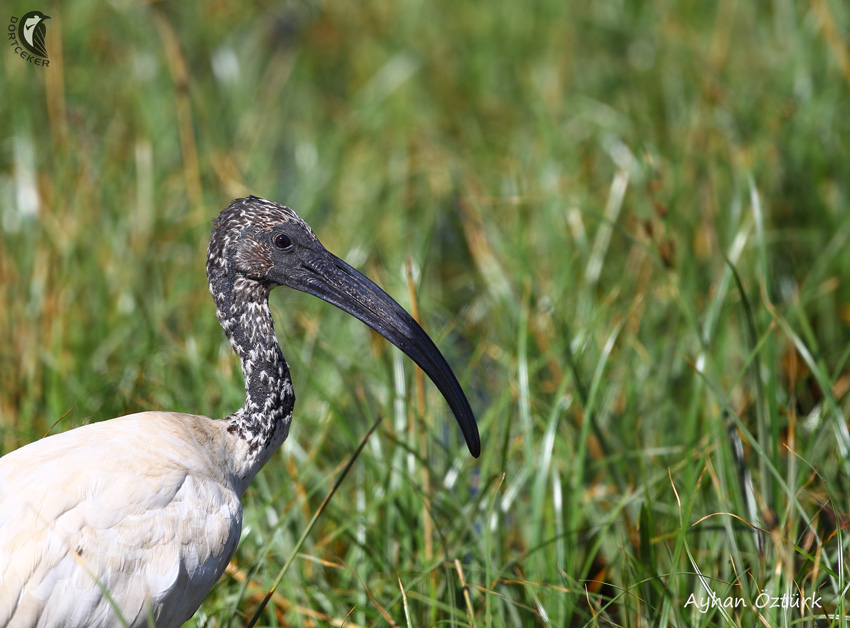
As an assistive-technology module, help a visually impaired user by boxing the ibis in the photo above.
[0,196,480,628]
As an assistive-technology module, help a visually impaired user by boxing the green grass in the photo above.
[2,0,850,626]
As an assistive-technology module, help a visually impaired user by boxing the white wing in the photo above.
[0,412,243,628]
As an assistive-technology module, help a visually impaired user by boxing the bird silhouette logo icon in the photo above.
[19,10,50,57]
[7,10,51,66]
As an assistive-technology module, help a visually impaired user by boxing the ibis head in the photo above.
[209,196,480,458]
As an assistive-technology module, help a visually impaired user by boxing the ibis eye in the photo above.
[274,233,292,250]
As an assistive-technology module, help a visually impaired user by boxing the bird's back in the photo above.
[0,412,243,628]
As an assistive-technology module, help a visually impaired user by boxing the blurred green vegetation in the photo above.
[2,0,850,626]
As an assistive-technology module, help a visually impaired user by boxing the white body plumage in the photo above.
[0,412,250,628]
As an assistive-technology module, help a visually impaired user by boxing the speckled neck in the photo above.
[212,272,294,451]
[206,203,296,482]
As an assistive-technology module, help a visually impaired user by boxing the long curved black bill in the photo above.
[290,249,480,458]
